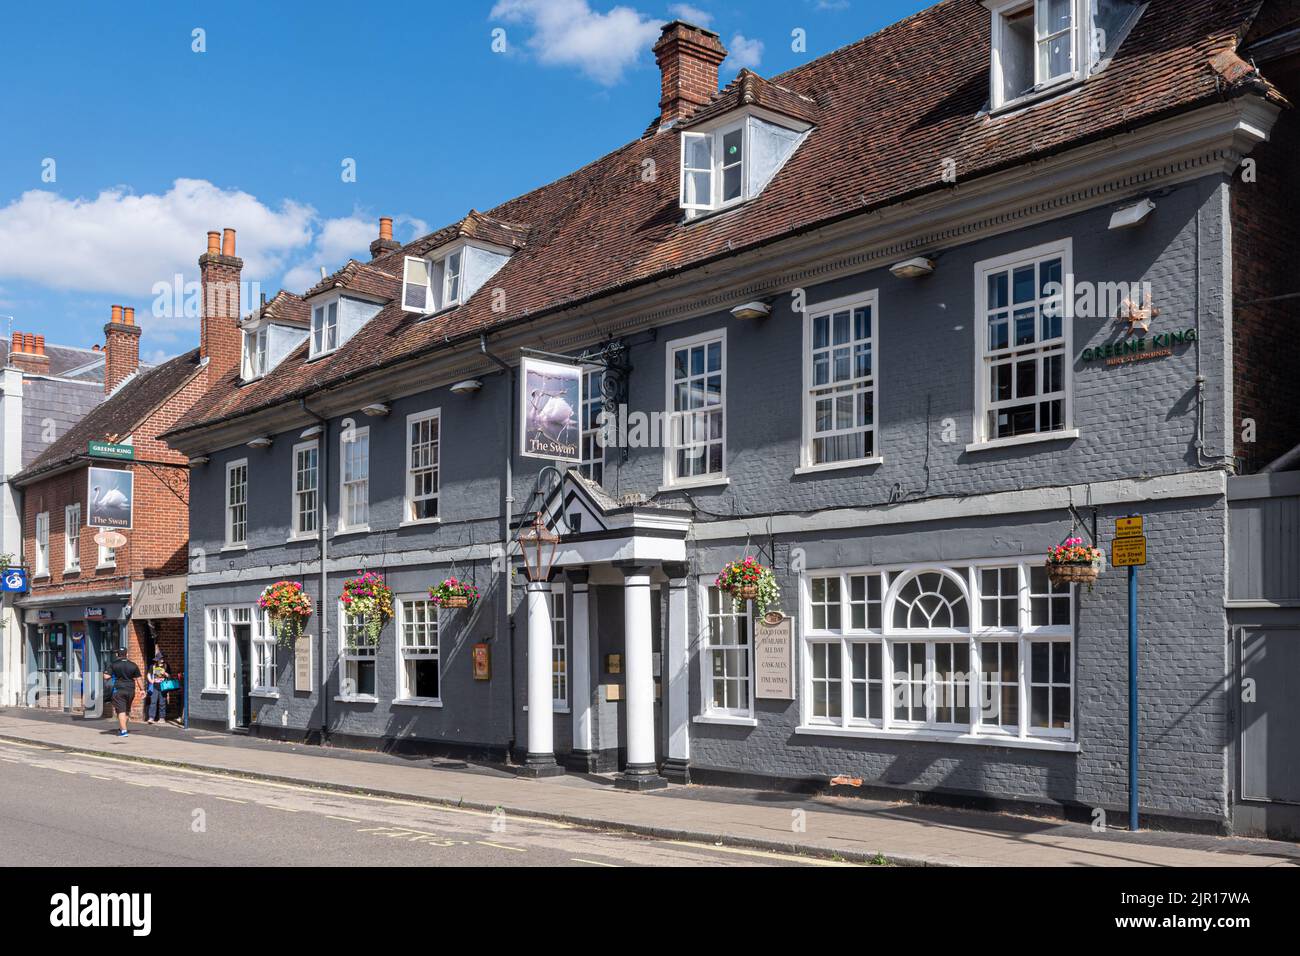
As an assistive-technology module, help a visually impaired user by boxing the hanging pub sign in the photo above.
[87,466,133,529]
[519,356,582,463]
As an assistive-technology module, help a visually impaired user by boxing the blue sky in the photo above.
[0,0,931,361]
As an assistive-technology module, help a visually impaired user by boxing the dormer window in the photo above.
[402,242,506,315]
[679,111,809,218]
[242,326,268,380]
[311,300,339,357]
[443,250,462,305]
[989,0,1142,111]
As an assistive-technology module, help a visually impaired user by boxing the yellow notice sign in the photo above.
[1115,516,1143,539]
[1112,536,1147,567]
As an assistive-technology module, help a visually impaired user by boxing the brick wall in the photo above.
[1231,106,1300,471]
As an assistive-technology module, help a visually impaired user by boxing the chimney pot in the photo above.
[34,335,45,356]
[379,217,393,241]
[222,228,236,257]
[11,331,21,353]
[207,231,220,255]
[111,304,123,325]
[123,306,135,326]
[23,333,35,353]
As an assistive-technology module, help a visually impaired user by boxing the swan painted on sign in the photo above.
[91,485,129,511]
[527,389,576,442]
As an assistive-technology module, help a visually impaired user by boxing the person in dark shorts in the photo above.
[104,652,142,737]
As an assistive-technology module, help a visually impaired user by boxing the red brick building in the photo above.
[11,229,244,718]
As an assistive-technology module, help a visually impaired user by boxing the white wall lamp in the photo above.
[188,456,210,468]
[361,403,391,417]
[247,437,273,450]
[300,425,323,439]
[889,256,936,279]
[450,379,483,395]
[1109,198,1156,230]
[730,300,773,321]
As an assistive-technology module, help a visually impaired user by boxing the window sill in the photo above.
[965,429,1079,454]
[333,527,371,538]
[399,518,441,528]
[693,714,758,727]
[286,533,318,544]
[64,568,81,576]
[32,573,50,581]
[391,698,443,708]
[95,564,117,572]
[681,196,755,226]
[522,705,572,714]
[200,687,228,696]
[795,724,1079,752]
[220,544,248,553]
[334,694,378,704]
[794,457,883,476]
[250,689,279,699]
[658,477,730,494]
[989,75,1084,118]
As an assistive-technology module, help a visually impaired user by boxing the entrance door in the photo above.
[32,625,66,710]
[234,625,252,729]
[1239,627,1300,804]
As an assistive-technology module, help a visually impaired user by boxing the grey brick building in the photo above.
[163,1,1300,836]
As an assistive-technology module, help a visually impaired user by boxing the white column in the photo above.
[521,579,563,777]
[616,566,667,790]
[662,565,690,783]
[569,573,593,758]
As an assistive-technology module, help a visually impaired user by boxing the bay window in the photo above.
[974,239,1072,447]
[801,561,1074,744]
[802,292,878,469]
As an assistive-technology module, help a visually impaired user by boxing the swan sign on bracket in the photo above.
[519,356,583,464]
[87,466,134,529]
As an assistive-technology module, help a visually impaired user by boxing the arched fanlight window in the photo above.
[889,570,970,630]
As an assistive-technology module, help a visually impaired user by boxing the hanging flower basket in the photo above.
[429,577,480,610]
[340,571,394,646]
[715,557,780,618]
[1046,537,1104,589]
[258,581,313,647]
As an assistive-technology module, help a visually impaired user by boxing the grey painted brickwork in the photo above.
[181,174,1236,823]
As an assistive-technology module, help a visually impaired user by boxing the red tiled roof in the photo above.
[254,290,309,327]
[302,259,400,301]
[680,68,821,129]
[170,0,1280,439]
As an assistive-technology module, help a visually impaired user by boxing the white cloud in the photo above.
[668,3,712,24]
[491,0,664,85]
[727,33,764,71]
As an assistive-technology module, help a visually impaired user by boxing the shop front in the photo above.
[18,596,128,717]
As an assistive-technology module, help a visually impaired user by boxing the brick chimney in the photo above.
[370,216,401,259]
[103,303,142,394]
[8,330,50,375]
[199,227,243,382]
[653,20,727,129]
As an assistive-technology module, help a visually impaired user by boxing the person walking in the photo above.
[146,652,169,724]
[103,651,143,737]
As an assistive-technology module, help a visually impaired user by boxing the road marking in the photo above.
[477,840,525,853]
[125,780,152,787]
[0,739,52,751]
[215,796,247,804]
[90,774,112,781]
[326,815,361,823]
[168,788,194,795]
[572,858,620,867]
[662,839,857,867]
[265,805,299,813]
[54,768,79,775]
[1,756,22,763]
[192,735,225,740]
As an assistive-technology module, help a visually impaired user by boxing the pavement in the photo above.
[2,709,1297,867]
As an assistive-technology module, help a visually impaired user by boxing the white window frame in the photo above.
[401,246,468,315]
[798,559,1075,748]
[64,503,81,572]
[404,409,440,524]
[204,606,233,692]
[680,120,748,215]
[799,290,881,471]
[442,249,463,307]
[663,328,727,489]
[697,583,755,720]
[242,325,269,380]
[338,427,370,533]
[97,537,116,569]
[578,367,605,485]
[338,603,379,701]
[310,298,339,357]
[970,238,1075,450]
[225,459,248,548]
[401,256,432,314]
[550,582,568,710]
[989,0,1091,111]
[251,608,276,693]
[395,595,441,704]
[290,440,319,540]
[34,512,49,576]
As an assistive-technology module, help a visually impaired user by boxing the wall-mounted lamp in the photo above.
[1109,198,1156,230]
[300,425,323,439]
[247,437,273,450]
[450,379,483,395]
[889,256,935,279]
[361,403,391,417]
[188,456,210,468]
[730,301,772,321]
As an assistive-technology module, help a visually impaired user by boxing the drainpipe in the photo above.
[480,333,517,757]
[301,398,330,742]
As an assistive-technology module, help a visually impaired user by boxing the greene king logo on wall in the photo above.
[87,466,134,530]
[520,357,582,463]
